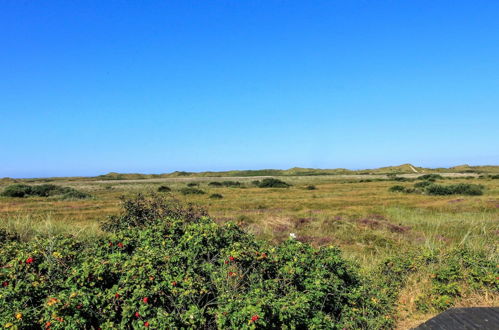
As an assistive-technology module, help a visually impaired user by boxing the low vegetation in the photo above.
[0,171,497,328]
[0,195,392,329]
[209,193,223,199]
[389,183,484,196]
[157,185,171,192]
[256,178,291,188]
[1,184,90,199]
[180,187,205,195]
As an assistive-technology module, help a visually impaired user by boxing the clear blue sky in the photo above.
[1,1,498,178]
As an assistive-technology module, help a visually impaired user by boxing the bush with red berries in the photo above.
[0,194,392,329]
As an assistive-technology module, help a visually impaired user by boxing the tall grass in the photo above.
[0,213,102,242]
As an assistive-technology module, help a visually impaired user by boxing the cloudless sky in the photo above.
[1,1,498,178]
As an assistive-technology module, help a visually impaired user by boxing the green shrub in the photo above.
[306,185,316,190]
[414,181,432,188]
[257,178,291,188]
[30,184,66,197]
[391,177,410,182]
[1,184,32,197]
[208,182,223,187]
[187,182,199,187]
[388,185,406,193]
[157,185,171,192]
[425,183,484,196]
[209,193,223,199]
[1,184,90,199]
[0,194,392,329]
[100,194,207,232]
[221,181,241,187]
[180,187,206,195]
[417,174,443,182]
[61,189,92,200]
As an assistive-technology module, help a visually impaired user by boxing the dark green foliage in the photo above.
[306,185,316,190]
[251,180,261,186]
[61,189,92,200]
[209,193,223,199]
[0,228,19,246]
[257,178,291,188]
[414,181,433,188]
[375,247,497,314]
[187,182,199,187]
[417,174,443,182]
[1,184,32,197]
[1,184,90,199]
[180,187,205,195]
[480,174,499,180]
[208,181,241,187]
[390,182,484,196]
[424,183,484,196]
[391,177,411,182]
[157,185,171,192]
[100,194,207,232]
[389,185,406,193]
[0,195,392,329]
[221,181,241,187]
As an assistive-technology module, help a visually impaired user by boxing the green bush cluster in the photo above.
[180,187,205,195]
[424,183,484,196]
[479,174,499,180]
[417,174,443,182]
[376,248,498,313]
[1,184,91,199]
[0,195,392,329]
[388,185,406,193]
[157,185,171,193]
[389,183,484,196]
[208,181,241,188]
[209,193,223,199]
[413,181,433,189]
[256,178,291,188]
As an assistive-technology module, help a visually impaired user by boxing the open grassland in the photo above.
[0,173,498,328]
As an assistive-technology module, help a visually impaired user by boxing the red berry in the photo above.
[2,281,8,287]
[144,321,150,327]
[108,242,113,247]
[115,293,120,298]
[117,242,124,248]
[26,257,34,264]
[172,281,177,286]
[229,256,235,261]
[135,312,140,318]
[142,297,149,303]
[250,315,259,322]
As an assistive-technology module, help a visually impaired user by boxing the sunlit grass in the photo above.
[0,174,498,327]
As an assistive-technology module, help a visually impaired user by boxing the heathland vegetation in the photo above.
[0,165,498,328]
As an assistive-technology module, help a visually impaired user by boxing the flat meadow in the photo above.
[0,173,497,328]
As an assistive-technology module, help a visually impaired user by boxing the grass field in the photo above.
[1,173,498,328]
